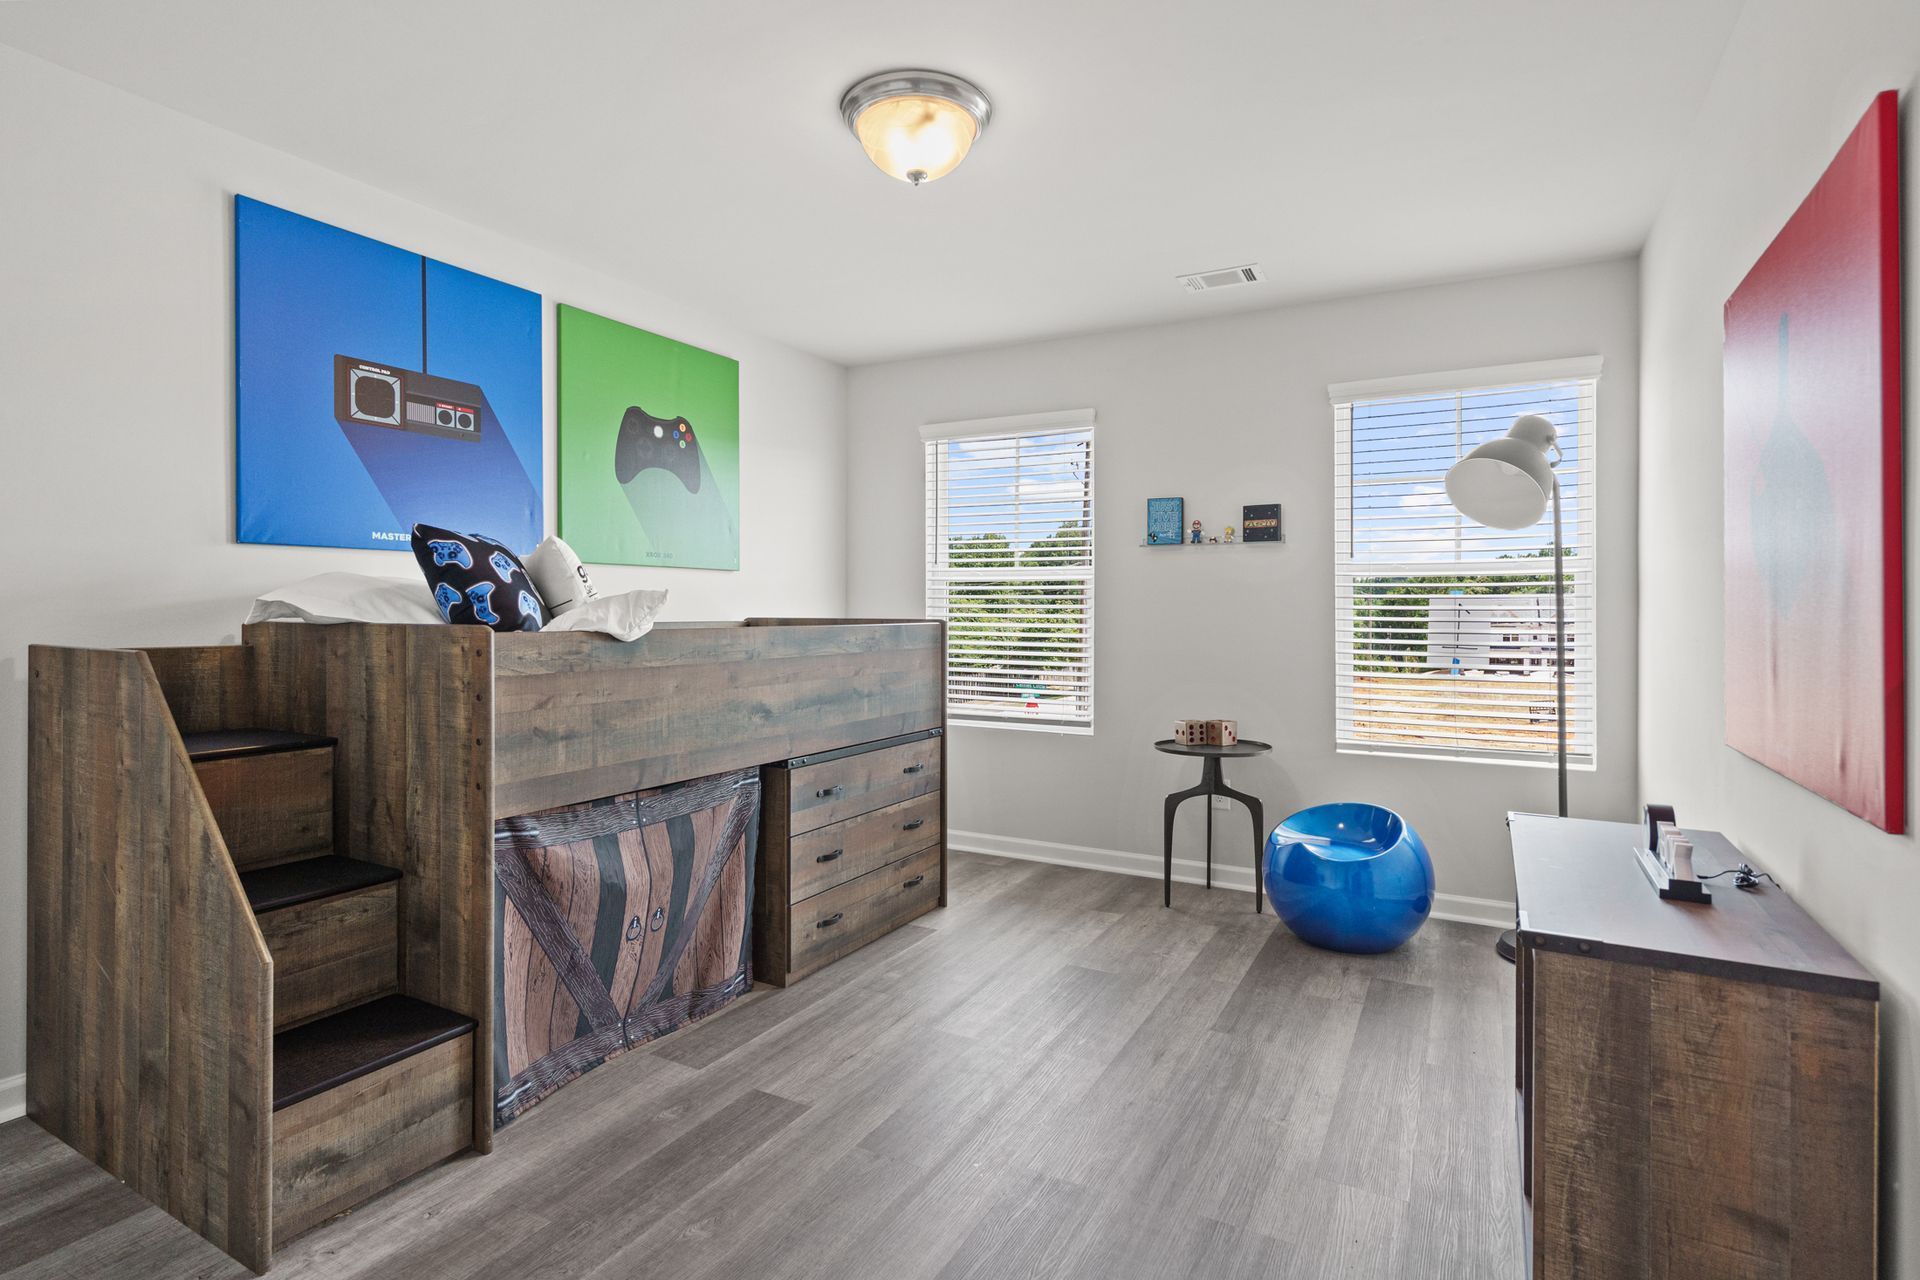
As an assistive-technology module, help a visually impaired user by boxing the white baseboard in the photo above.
[948,830,1513,930]
[0,1073,23,1123]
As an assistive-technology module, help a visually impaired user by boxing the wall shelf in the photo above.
[1138,539,1285,548]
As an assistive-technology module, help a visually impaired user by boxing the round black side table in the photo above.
[1154,738,1273,912]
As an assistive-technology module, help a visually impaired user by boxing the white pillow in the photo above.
[541,589,668,642]
[246,572,443,626]
[525,536,600,616]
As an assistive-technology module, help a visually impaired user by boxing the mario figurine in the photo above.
[1189,519,1204,544]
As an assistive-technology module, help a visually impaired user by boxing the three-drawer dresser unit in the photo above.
[755,729,946,984]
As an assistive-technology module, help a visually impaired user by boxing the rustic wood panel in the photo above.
[1523,946,1878,1280]
[1787,990,1878,1277]
[787,844,942,982]
[491,623,942,817]
[787,736,941,835]
[1530,948,1650,1280]
[245,622,496,1154]
[140,643,256,734]
[788,792,942,902]
[1648,968,1790,1280]
[194,746,335,869]
[493,771,758,1124]
[259,884,400,1030]
[272,1033,473,1243]
[26,645,274,1271]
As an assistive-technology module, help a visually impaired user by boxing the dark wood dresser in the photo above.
[755,729,946,985]
[1510,813,1879,1280]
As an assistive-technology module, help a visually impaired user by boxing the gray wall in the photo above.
[1636,1,1920,1270]
[847,259,1640,917]
[0,47,850,1101]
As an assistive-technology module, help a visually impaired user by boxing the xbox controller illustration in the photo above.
[612,404,738,566]
[614,405,704,491]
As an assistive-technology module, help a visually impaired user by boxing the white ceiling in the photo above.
[0,0,1745,365]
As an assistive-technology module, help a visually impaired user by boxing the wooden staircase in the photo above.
[183,728,478,1252]
[29,640,494,1272]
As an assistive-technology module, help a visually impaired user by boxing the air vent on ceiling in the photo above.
[1177,263,1265,293]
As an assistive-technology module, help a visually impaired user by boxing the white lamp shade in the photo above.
[1444,414,1558,530]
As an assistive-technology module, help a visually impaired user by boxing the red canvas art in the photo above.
[1724,91,1905,832]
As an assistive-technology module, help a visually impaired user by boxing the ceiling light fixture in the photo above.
[840,69,991,187]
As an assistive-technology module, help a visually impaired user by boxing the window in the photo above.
[1330,358,1599,765]
[923,409,1095,731]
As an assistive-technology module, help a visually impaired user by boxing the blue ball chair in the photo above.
[1263,803,1434,953]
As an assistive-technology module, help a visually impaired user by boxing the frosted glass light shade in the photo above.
[853,95,978,185]
[1445,414,1559,530]
[841,71,992,186]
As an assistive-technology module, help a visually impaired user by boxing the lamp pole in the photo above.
[1497,471,1567,966]
[1444,411,1567,965]
[1553,473,1567,820]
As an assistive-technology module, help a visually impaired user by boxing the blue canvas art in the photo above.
[1146,496,1184,545]
[235,196,542,551]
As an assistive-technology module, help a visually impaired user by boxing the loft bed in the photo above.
[27,618,944,1271]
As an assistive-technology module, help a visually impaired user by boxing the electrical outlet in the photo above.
[1212,795,1232,810]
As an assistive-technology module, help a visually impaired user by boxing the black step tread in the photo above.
[241,856,401,914]
[273,995,475,1112]
[183,728,336,763]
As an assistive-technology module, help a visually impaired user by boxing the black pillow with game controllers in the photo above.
[409,523,547,632]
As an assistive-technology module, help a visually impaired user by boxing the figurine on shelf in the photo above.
[1189,519,1204,544]
[1224,525,1235,543]
[1208,536,1219,544]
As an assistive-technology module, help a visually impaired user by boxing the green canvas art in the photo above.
[557,304,741,569]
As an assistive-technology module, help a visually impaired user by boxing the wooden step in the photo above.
[271,996,475,1243]
[273,995,474,1111]
[187,729,335,869]
[182,728,336,762]
[247,857,401,1030]
[240,855,399,914]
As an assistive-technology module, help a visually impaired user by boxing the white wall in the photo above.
[1637,1,1920,1270]
[0,46,849,1095]
[847,259,1640,917]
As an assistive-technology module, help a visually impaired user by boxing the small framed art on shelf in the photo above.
[1146,496,1185,545]
[1242,503,1282,542]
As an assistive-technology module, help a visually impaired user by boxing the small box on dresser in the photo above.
[755,729,946,985]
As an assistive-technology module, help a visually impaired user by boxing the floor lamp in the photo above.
[1444,413,1566,965]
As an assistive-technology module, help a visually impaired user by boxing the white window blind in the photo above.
[1331,360,1599,766]
[923,410,1095,731]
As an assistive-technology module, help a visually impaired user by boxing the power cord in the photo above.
[1699,862,1777,891]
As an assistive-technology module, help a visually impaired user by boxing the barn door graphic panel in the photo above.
[494,768,758,1124]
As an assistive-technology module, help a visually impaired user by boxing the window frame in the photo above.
[1329,358,1601,769]
[922,408,1097,734]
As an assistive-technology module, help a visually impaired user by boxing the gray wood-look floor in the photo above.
[0,852,1520,1279]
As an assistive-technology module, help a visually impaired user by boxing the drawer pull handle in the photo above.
[816,849,843,863]
[816,785,844,799]
[902,818,926,831]
[625,914,644,941]
[818,912,845,928]
[903,875,926,889]
[902,763,926,775]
